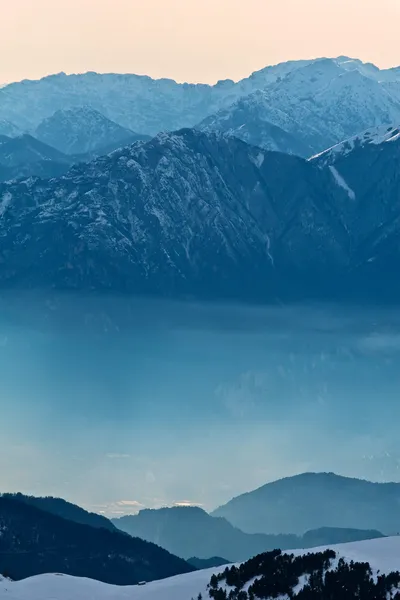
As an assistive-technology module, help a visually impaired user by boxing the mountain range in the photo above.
[1,56,400,154]
[1,126,400,301]
[0,495,194,584]
[212,473,400,535]
[2,54,400,598]
[2,472,400,584]
[198,56,400,155]
[112,505,384,562]
[1,492,117,531]
[0,110,153,183]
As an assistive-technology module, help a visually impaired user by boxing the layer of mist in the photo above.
[1,292,400,516]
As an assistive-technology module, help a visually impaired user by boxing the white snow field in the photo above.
[1,536,400,600]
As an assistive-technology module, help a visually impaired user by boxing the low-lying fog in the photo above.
[1,292,400,516]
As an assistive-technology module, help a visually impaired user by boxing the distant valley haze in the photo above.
[2,294,400,516]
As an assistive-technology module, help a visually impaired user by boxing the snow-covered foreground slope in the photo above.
[2,536,400,600]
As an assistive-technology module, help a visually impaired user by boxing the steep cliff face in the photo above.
[0,129,399,301]
[0,129,349,298]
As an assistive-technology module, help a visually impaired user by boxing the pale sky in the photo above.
[0,0,399,85]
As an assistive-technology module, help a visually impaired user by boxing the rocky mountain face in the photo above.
[112,506,384,563]
[0,129,354,300]
[0,57,399,144]
[0,495,194,584]
[211,473,400,535]
[35,106,149,155]
[0,159,70,183]
[198,91,313,157]
[311,130,400,288]
[264,59,400,144]
[200,60,400,154]
[0,128,399,301]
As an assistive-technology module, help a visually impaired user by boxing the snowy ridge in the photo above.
[199,60,400,155]
[310,124,400,166]
[0,56,399,142]
[198,90,314,157]
[2,537,400,600]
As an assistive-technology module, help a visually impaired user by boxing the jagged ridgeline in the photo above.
[200,549,400,600]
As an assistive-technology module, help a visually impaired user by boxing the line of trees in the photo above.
[206,549,400,600]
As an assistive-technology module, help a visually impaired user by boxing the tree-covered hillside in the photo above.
[0,496,194,584]
[205,549,400,600]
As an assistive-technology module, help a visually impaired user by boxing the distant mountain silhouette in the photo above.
[212,472,400,535]
[112,505,384,562]
[0,495,194,584]
[0,133,68,166]
[34,106,151,159]
[301,527,385,548]
[1,56,400,147]
[187,556,231,569]
[0,133,73,181]
[1,493,116,531]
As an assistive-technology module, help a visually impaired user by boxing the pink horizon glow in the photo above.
[1,0,399,85]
